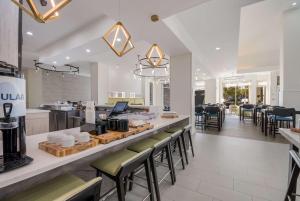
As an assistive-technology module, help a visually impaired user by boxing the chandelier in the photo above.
[11,0,71,23]
[133,54,169,78]
[34,60,79,76]
[103,0,134,57]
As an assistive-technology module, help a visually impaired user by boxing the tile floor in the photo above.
[91,116,291,201]
[197,114,289,144]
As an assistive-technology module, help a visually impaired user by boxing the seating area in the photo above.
[195,104,226,131]
[2,0,300,201]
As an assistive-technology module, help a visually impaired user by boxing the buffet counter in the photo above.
[0,115,189,198]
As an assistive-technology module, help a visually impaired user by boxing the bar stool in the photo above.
[127,136,175,201]
[166,125,195,165]
[1,174,102,201]
[284,150,300,201]
[90,149,154,201]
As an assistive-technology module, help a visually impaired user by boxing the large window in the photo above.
[223,85,249,106]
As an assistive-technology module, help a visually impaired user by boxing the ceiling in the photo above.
[21,0,299,81]
[22,0,211,68]
[238,0,299,73]
[164,0,263,80]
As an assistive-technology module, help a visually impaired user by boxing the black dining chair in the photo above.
[204,106,221,131]
[241,104,255,121]
[195,106,205,129]
[269,107,295,137]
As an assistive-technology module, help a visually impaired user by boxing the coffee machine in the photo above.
[0,61,33,173]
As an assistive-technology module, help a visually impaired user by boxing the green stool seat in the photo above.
[151,132,172,141]
[165,127,184,133]
[128,138,159,153]
[1,174,85,201]
[91,149,138,176]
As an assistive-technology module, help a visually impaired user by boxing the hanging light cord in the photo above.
[118,0,121,21]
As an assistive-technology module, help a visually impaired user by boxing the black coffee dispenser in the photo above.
[0,63,33,173]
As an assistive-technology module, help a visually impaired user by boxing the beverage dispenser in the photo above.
[0,62,33,173]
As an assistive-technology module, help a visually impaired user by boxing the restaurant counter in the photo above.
[0,115,189,199]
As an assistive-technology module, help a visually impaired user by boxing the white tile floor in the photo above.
[159,134,289,201]
[104,132,290,201]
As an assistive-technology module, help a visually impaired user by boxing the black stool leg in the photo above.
[188,130,195,157]
[177,138,185,170]
[96,170,102,197]
[285,165,300,201]
[181,133,189,165]
[166,145,176,184]
[128,172,134,191]
[150,156,161,201]
[116,177,126,201]
[144,159,155,201]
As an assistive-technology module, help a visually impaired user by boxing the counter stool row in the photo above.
[92,124,194,201]
[0,125,194,201]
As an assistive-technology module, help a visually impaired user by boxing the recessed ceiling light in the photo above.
[292,2,297,6]
[215,47,221,51]
[86,49,91,53]
[53,61,57,64]
[65,56,70,60]
[26,31,33,36]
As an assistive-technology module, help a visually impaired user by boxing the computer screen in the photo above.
[112,102,128,114]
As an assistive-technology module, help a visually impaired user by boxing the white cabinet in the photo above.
[26,110,50,135]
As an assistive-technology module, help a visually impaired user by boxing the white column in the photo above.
[90,62,109,105]
[170,53,193,123]
[0,1,19,66]
[280,8,300,110]
[249,80,257,104]
[205,79,217,104]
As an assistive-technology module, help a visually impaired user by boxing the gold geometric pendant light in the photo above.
[11,0,71,23]
[146,44,165,67]
[103,21,134,57]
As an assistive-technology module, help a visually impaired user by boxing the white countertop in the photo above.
[279,128,300,148]
[0,115,189,188]
[26,109,50,114]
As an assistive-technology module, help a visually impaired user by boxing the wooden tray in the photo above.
[91,123,154,144]
[135,123,154,132]
[39,139,98,157]
[291,128,300,134]
[161,114,179,119]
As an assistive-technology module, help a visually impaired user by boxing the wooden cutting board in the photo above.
[39,138,98,157]
[91,123,154,144]
[291,128,300,134]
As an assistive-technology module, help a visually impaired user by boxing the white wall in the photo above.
[108,64,143,97]
[205,79,217,104]
[0,1,18,66]
[280,8,300,110]
[90,62,144,105]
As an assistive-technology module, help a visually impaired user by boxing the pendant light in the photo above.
[146,44,165,67]
[103,0,134,57]
[11,0,71,23]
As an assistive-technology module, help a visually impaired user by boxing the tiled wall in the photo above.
[0,1,18,66]
[42,71,91,103]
